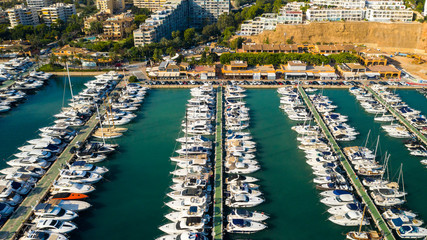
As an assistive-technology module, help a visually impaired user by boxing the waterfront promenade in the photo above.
[213,86,223,240]
[0,79,124,240]
[298,86,395,240]
[366,86,427,146]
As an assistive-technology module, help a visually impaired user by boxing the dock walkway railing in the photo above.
[365,86,427,146]
[213,86,223,239]
[0,79,125,240]
[297,86,395,240]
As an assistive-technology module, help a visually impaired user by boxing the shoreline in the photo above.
[142,84,422,89]
[48,71,115,76]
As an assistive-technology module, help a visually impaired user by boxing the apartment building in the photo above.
[277,10,303,24]
[134,0,189,46]
[240,9,302,36]
[133,0,168,11]
[0,8,8,24]
[103,12,133,39]
[365,8,413,22]
[41,3,76,26]
[310,0,365,9]
[240,13,278,36]
[83,12,111,34]
[26,0,51,11]
[189,0,230,28]
[96,0,125,14]
[366,0,405,10]
[6,4,39,28]
[306,8,364,21]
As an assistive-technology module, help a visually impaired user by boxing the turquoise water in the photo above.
[69,89,189,239]
[1,85,426,240]
[227,89,346,240]
[0,76,89,168]
[323,89,427,233]
[397,90,427,117]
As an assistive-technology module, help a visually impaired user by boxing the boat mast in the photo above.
[358,205,367,234]
[400,163,406,202]
[363,129,371,149]
[66,63,75,107]
[96,104,106,145]
[374,135,380,161]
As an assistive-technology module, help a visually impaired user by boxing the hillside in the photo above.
[245,22,427,53]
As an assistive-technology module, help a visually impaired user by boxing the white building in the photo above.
[41,3,76,26]
[366,0,406,10]
[134,0,189,46]
[190,0,230,28]
[6,4,39,28]
[26,0,52,11]
[310,0,365,9]
[365,9,413,22]
[240,13,278,36]
[277,9,303,24]
[306,8,364,21]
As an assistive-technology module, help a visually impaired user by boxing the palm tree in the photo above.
[49,54,59,65]
[60,56,68,67]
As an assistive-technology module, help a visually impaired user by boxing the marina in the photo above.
[0,78,426,239]
[297,86,394,240]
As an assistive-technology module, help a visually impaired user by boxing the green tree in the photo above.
[183,28,196,46]
[90,21,103,34]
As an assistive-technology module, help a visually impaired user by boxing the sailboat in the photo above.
[93,110,124,139]
[346,206,381,240]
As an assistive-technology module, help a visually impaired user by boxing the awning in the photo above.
[285,72,307,76]
[366,72,380,77]
[319,72,338,77]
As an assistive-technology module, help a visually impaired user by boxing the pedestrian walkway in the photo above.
[298,86,395,240]
[366,86,427,146]
[0,79,125,240]
[213,86,223,240]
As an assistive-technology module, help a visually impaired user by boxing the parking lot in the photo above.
[139,79,415,87]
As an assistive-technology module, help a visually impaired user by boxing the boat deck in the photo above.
[298,86,396,240]
[365,86,427,146]
[213,86,223,239]
[0,79,125,240]
[0,65,37,90]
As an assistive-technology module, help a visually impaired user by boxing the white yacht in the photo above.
[225,194,264,208]
[59,170,103,184]
[50,180,95,194]
[328,211,370,226]
[34,219,77,233]
[397,226,427,239]
[227,209,269,222]
[33,204,78,221]
[226,219,267,233]
[19,230,68,240]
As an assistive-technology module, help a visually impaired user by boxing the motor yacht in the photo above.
[227,209,269,222]
[34,219,77,233]
[225,194,264,208]
[329,211,370,226]
[33,204,78,221]
[226,218,267,233]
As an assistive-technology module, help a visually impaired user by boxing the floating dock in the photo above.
[297,86,396,240]
[213,86,223,240]
[365,86,427,146]
[0,79,125,240]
